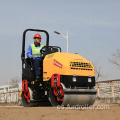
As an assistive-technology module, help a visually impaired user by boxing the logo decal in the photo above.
[54,60,62,68]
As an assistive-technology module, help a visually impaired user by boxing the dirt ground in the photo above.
[0,103,119,120]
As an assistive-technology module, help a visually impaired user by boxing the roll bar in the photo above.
[21,29,49,60]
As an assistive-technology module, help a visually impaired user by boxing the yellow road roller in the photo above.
[21,29,96,107]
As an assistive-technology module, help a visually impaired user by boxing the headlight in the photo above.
[72,77,76,82]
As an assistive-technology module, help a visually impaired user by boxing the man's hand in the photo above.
[30,56,34,59]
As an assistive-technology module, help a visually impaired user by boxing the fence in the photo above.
[0,92,19,103]
[0,84,21,103]
[96,79,120,103]
[1,80,120,104]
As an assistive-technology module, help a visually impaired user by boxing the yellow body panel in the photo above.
[43,52,95,81]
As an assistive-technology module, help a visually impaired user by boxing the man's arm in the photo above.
[27,45,33,58]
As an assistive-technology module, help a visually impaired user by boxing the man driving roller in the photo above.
[27,33,44,81]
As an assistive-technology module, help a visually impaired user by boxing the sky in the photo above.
[0,0,120,85]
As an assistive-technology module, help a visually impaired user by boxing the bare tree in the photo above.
[93,63,105,81]
[9,76,20,88]
[109,49,120,68]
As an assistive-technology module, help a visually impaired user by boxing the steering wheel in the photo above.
[40,46,55,55]
[40,46,61,55]
[40,46,46,55]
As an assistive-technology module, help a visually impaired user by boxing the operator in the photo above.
[27,33,44,80]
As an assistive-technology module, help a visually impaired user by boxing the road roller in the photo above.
[21,29,97,107]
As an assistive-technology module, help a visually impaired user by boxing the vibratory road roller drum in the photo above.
[21,29,96,107]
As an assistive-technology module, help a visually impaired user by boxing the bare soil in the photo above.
[0,103,119,120]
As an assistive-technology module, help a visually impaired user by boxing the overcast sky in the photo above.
[0,0,120,85]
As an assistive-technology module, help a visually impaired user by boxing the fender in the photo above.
[51,74,64,101]
[22,80,30,103]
